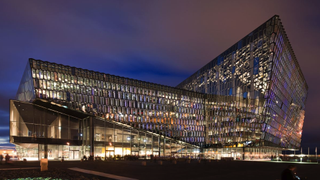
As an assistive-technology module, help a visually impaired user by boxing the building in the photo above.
[11,60,205,160]
[10,15,307,161]
[178,15,308,158]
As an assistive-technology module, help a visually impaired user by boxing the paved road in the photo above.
[0,160,318,180]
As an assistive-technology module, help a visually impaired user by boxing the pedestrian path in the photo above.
[0,167,40,170]
[244,160,318,164]
[69,167,138,180]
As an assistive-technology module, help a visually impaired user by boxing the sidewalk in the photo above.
[0,160,319,180]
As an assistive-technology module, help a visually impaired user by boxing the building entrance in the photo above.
[105,150,114,158]
[69,150,80,160]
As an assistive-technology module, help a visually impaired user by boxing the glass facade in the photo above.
[21,59,206,146]
[10,100,199,160]
[10,15,307,160]
[177,15,307,149]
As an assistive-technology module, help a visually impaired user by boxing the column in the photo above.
[89,117,94,156]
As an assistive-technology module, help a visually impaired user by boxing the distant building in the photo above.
[10,15,307,161]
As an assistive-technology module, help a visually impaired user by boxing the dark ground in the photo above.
[0,160,318,180]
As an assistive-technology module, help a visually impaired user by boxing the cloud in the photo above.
[0,135,11,146]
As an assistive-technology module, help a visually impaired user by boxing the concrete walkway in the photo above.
[0,167,39,170]
[69,167,138,180]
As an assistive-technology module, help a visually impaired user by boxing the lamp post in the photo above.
[300,147,302,162]
[316,147,318,162]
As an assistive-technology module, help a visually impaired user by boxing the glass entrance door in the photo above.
[69,150,80,160]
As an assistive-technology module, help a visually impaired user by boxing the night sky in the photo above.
[0,0,319,150]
